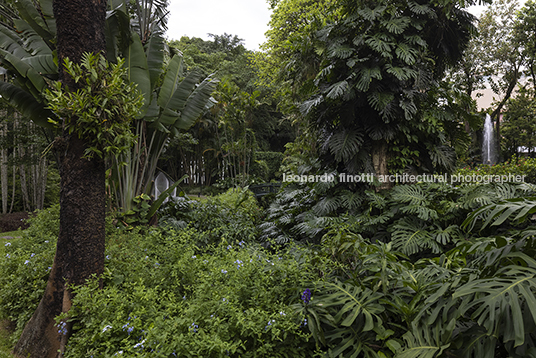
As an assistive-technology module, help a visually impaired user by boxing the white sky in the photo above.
[166,0,273,51]
[164,1,495,52]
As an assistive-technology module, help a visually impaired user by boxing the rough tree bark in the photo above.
[12,0,107,357]
[372,139,392,191]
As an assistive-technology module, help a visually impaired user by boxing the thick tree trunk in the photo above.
[13,0,107,357]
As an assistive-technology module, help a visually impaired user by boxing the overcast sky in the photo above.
[166,0,273,51]
[165,1,490,52]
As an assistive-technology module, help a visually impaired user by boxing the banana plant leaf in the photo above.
[0,81,55,129]
[126,32,151,115]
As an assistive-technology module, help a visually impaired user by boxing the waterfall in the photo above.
[482,114,496,165]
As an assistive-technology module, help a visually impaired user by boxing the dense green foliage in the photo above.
[45,54,143,159]
[456,157,536,184]
[4,182,536,357]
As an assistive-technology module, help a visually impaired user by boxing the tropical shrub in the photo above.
[251,151,284,181]
[159,188,261,246]
[0,205,59,340]
[456,156,536,184]
[303,212,536,358]
[64,228,324,357]
[260,180,536,258]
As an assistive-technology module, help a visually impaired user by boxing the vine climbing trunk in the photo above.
[12,0,107,357]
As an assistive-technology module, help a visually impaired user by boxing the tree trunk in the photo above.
[13,0,107,357]
[372,139,392,190]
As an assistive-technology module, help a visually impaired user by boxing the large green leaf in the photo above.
[145,32,166,90]
[0,27,30,59]
[14,0,55,45]
[0,48,46,91]
[462,197,536,232]
[0,81,55,128]
[126,32,151,115]
[157,55,186,109]
[21,54,57,75]
[105,6,131,61]
[319,281,384,330]
[13,18,53,55]
[396,328,450,358]
[327,129,364,163]
[174,74,218,130]
[453,264,536,348]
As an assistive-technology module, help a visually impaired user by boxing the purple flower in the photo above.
[301,289,311,304]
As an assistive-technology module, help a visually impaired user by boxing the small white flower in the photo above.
[102,325,112,333]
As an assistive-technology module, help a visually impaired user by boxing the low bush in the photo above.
[0,205,59,340]
[65,228,323,357]
[158,188,261,246]
[455,156,536,184]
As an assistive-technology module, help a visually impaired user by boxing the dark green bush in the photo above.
[159,188,261,246]
[250,151,284,181]
[65,229,322,357]
[456,156,536,184]
[0,205,59,340]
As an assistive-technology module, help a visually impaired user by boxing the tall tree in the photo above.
[297,0,481,186]
[477,0,524,154]
[12,0,108,356]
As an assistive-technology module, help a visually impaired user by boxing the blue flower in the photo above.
[4,242,10,246]
[221,269,227,274]
[30,253,35,257]
[189,322,199,333]
[24,260,29,265]
[102,325,112,333]
[301,288,312,304]
[57,321,68,335]
[264,319,276,330]
[5,254,10,258]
